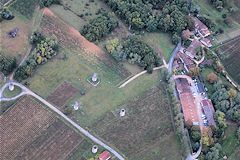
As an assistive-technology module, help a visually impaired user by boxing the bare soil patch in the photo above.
[47,81,79,111]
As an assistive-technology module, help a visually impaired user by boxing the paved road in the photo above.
[0,81,125,160]
[168,42,182,73]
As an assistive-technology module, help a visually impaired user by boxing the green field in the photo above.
[143,32,175,62]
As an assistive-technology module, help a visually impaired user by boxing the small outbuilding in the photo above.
[98,151,111,160]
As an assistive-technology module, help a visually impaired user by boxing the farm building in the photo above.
[177,51,196,72]
[98,151,111,160]
[200,37,212,48]
[193,17,211,37]
[176,78,199,126]
[185,39,202,58]
[201,99,216,127]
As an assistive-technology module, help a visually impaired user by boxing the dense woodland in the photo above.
[81,12,118,42]
[106,36,162,72]
[101,0,194,42]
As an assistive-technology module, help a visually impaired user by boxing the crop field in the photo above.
[47,81,79,111]
[1,96,92,160]
[15,120,83,160]
[217,36,240,84]
[90,84,183,159]
[1,96,56,160]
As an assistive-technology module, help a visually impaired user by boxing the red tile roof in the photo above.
[99,151,111,160]
[193,17,211,37]
[200,37,212,47]
[186,39,202,57]
[177,51,195,70]
[176,78,199,125]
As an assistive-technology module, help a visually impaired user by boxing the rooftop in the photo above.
[201,99,216,127]
[193,17,211,37]
[185,39,202,57]
[99,151,111,160]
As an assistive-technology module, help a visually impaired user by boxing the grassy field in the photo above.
[142,32,175,62]
[221,123,239,159]
[0,11,31,60]
[88,84,182,159]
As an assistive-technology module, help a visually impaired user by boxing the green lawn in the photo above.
[142,32,175,62]
[222,123,239,158]
[2,85,22,98]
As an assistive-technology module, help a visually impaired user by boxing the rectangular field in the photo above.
[15,120,83,160]
[1,96,55,160]
[90,84,183,159]
[47,81,79,111]
[217,36,240,84]
[1,96,84,160]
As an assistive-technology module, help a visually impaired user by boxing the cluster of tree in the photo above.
[39,0,61,8]
[0,8,14,22]
[206,72,218,84]
[214,110,227,138]
[204,143,223,160]
[189,126,201,152]
[101,0,152,30]
[211,81,240,122]
[81,12,118,42]
[101,0,194,43]
[14,32,58,81]
[0,54,17,76]
[209,0,226,11]
[106,36,162,72]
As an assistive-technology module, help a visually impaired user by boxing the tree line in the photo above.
[105,36,162,72]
